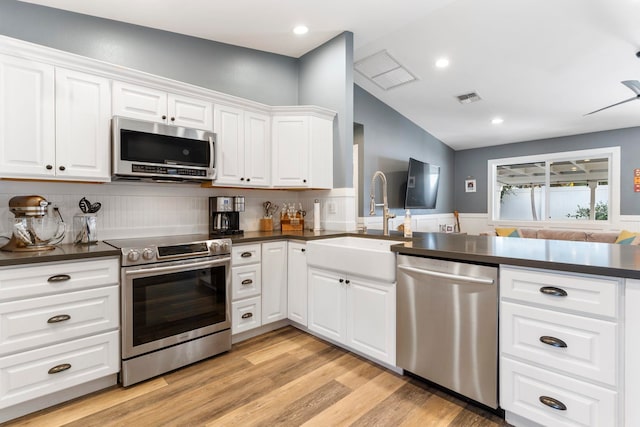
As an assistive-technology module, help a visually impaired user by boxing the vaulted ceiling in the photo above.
[20,0,640,150]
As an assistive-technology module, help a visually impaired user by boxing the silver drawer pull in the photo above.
[241,279,253,285]
[539,335,567,348]
[48,363,72,374]
[47,314,71,324]
[241,252,253,258]
[47,274,71,283]
[241,312,253,319]
[539,286,567,297]
[539,395,567,411]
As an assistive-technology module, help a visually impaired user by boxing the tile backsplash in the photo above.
[0,181,355,243]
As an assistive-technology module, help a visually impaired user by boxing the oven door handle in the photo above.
[124,257,230,276]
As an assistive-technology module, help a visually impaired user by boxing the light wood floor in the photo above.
[5,327,510,427]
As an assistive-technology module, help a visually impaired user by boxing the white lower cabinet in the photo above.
[231,296,262,334]
[231,241,287,335]
[0,258,120,422]
[0,331,119,410]
[500,265,622,427]
[261,241,287,324]
[287,241,308,326]
[501,358,617,427]
[308,266,395,365]
[625,279,640,427]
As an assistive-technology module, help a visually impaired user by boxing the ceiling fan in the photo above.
[585,80,640,115]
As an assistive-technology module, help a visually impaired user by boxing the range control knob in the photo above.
[127,250,141,262]
[221,241,230,253]
[142,248,155,260]
[209,242,220,253]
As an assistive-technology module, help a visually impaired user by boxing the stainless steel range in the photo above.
[105,234,232,386]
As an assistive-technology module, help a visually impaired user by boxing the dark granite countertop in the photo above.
[5,231,638,280]
[229,229,412,244]
[391,233,640,279]
[0,241,120,267]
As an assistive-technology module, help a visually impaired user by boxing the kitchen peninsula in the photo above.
[2,231,640,426]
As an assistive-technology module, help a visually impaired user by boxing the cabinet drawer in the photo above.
[231,264,261,300]
[0,330,119,409]
[0,286,119,355]
[231,244,261,266]
[231,297,261,334]
[500,358,617,427]
[501,301,617,386]
[0,258,119,302]
[500,266,619,318]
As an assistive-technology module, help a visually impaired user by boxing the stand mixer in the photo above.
[1,195,66,252]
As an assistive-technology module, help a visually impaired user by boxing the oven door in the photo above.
[121,256,230,359]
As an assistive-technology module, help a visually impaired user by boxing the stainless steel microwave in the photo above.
[112,116,216,183]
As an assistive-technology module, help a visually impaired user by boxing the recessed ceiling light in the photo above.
[293,25,309,35]
[491,117,504,125]
[435,58,449,68]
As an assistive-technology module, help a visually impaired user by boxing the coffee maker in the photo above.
[209,196,244,236]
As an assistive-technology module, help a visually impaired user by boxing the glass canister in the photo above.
[73,214,97,244]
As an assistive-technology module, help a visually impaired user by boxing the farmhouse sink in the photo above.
[306,236,404,282]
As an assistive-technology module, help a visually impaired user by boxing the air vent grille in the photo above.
[355,50,418,91]
[456,92,482,104]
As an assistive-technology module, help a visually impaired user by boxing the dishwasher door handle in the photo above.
[398,264,495,285]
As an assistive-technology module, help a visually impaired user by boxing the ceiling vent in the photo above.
[456,92,482,104]
[355,50,418,91]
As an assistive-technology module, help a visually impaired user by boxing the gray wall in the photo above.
[354,85,455,216]
[299,32,354,188]
[454,127,640,215]
[0,1,298,105]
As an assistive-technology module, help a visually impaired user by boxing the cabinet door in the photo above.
[626,279,640,426]
[272,116,309,187]
[244,111,271,187]
[308,116,333,189]
[168,93,213,130]
[231,296,261,335]
[287,242,307,326]
[213,104,245,185]
[0,54,55,178]
[0,285,119,355]
[231,264,261,300]
[0,331,119,410]
[346,276,396,365]
[261,241,287,325]
[55,68,111,181]
[307,267,345,342]
[112,81,167,123]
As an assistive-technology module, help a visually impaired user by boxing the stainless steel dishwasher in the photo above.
[396,254,499,409]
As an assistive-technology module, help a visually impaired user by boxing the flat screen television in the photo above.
[404,157,440,209]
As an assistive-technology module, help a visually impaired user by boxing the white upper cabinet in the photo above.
[272,111,334,189]
[0,54,55,178]
[0,54,110,181]
[55,68,111,181]
[213,104,270,187]
[113,81,213,131]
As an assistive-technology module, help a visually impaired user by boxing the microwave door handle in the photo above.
[209,136,216,177]
[124,257,230,277]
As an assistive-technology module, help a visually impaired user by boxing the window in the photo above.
[488,147,620,225]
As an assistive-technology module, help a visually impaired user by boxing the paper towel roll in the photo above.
[313,200,321,231]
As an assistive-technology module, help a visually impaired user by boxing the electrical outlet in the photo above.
[328,201,337,215]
